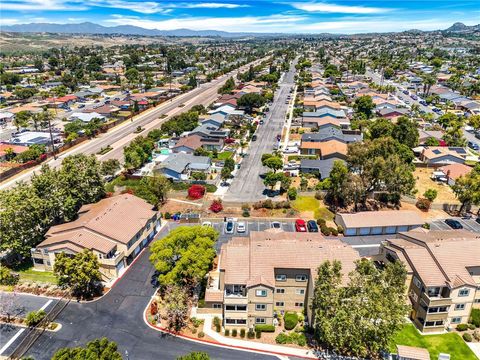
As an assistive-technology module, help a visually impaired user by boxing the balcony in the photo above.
[100,251,124,266]
[421,291,452,308]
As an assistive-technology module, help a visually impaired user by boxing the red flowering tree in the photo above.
[188,184,205,200]
[209,199,223,213]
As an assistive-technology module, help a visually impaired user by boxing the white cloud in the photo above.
[0,18,20,25]
[86,0,171,14]
[291,2,393,14]
[1,0,87,11]
[180,3,250,9]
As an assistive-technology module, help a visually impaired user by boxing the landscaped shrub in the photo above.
[188,184,206,200]
[470,309,480,327]
[164,212,171,219]
[247,329,255,339]
[205,184,217,193]
[0,267,19,286]
[337,225,344,234]
[255,324,275,332]
[284,312,298,330]
[456,323,468,331]
[209,199,223,213]
[190,317,203,328]
[329,227,338,236]
[191,328,197,334]
[275,333,289,344]
[224,329,230,336]
[198,331,205,338]
[215,324,221,332]
[213,316,221,327]
[416,198,431,211]
[463,333,473,342]
[232,329,238,337]
[240,328,246,338]
[242,209,250,217]
[474,329,480,341]
[287,187,297,200]
[25,310,47,327]
[274,201,291,209]
[320,225,331,236]
[275,332,306,346]
[150,302,158,316]
[255,330,261,339]
[316,218,326,226]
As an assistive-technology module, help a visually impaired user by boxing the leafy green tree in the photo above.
[353,95,375,119]
[54,249,102,298]
[177,352,210,360]
[149,226,218,289]
[452,164,480,213]
[218,77,236,94]
[263,156,283,173]
[392,116,419,148]
[326,161,349,208]
[164,285,189,331]
[423,189,438,202]
[368,118,393,140]
[125,68,140,86]
[237,93,266,113]
[100,159,121,177]
[312,259,408,358]
[424,137,440,146]
[13,110,31,131]
[14,87,37,101]
[51,338,122,360]
[140,174,171,208]
[422,73,436,96]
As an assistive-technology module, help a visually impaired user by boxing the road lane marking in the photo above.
[0,328,25,355]
[351,244,381,248]
[40,299,53,311]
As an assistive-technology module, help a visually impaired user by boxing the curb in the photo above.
[142,295,316,360]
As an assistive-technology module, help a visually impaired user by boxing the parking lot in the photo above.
[429,217,480,232]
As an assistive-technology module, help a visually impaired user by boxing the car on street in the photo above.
[468,141,480,151]
[419,100,428,106]
[444,219,463,229]
[307,220,319,232]
[259,120,264,125]
[225,220,235,234]
[276,134,281,141]
[411,94,418,100]
[476,217,480,224]
[283,147,298,154]
[202,221,212,227]
[252,135,257,141]
[295,219,307,232]
[236,222,246,233]
[402,90,409,95]
[271,221,282,229]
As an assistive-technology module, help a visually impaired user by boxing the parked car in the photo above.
[252,135,257,141]
[419,100,428,106]
[202,221,212,227]
[476,217,480,224]
[411,94,418,100]
[259,120,264,125]
[236,221,246,233]
[276,134,281,141]
[295,219,307,232]
[307,220,319,232]
[468,141,480,151]
[402,90,409,95]
[271,221,282,229]
[225,220,235,234]
[444,219,463,229]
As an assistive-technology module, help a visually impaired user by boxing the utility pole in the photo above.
[46,108,57,160]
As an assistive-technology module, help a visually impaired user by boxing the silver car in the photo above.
[236,222,246,233]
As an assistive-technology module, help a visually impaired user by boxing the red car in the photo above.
[295,219,307,232]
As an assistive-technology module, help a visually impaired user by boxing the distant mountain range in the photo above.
[0,21,479,38]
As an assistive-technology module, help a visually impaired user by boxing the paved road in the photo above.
[429,216,480,232]
[224,60,297,202]
[0,58,267,190]
[18,224,275,360]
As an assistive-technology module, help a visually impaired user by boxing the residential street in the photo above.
[16,224,276,360]
[223,60,297,202]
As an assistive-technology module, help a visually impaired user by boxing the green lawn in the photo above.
[390,324,477,360]
[292,196,334,221]
[214,151,233,161]
[13,265,58,284]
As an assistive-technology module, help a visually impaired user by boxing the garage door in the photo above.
[397,226,409,232]
[133,245,141,256]
[345,228,357,236]
[116,260,125,272]
[359,227,371,235]
[371,227,383,235]
[385,226,397,234]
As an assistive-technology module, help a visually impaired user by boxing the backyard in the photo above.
[414,168,459,204]
[389,324,477,360]
[291,196,335,223]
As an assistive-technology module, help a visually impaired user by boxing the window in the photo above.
[424,320,443,327]
[255,304,266,311]
[225,318,247,325]
[225,305,246,311]
[296,289,305,295]
[276,274,286,281]
[276,288,285,294]
[146,222,151,230]
[459,289,470,297]
[33,258,44,265]
[295,274,307,282]
[237,305,247,311]
[275,302,284,307]
[454,303,465,311]
[427,287,440,297]
[474,299,480,304]
[413,276,422,289]
[213,304,222,309]
[451,317,462,324]
[255,318,266,324]
[295,302,304,307]
[256,289,267,297]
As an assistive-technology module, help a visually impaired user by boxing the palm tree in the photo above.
[422,74,436,97]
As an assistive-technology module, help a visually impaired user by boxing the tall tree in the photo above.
[452,164,480,213]
[177,352,210,360]
[140,174,171,208]
[51,338,122,360]
[164,285,189,332]
[353,95,375,119]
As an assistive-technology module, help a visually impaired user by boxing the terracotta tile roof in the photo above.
[301,140,348,157]
[0,143,29,156]
[40,229,117,254]
[204,290,223,302]
[173,134,203,151]
[220,232,360,287]
[421,147,466,161]
[303,100,341,109]
[439,163,472,180]
[337,210,423,228]
[396,345,430,360]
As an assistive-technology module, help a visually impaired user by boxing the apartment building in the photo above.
[204,231,360,329]
[379,228,480,333]
[31,194,160,281]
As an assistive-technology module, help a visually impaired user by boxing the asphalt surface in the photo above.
[224,60,297,202]
[0,58,267,190]
[429,216,480,232]
[19,223,276,360]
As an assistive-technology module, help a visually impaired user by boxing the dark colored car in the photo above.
[476,217,480,224]
[307,220,319,232]
[252,135,257,141]
[445,219,463,229]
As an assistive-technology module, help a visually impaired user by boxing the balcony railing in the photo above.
[421,291,452,307]
[100,251,124,266]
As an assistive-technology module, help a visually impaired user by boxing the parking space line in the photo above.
[0,328,25,355]
[40,299,53,311]
[459,219,477,232]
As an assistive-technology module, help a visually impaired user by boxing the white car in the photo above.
[202,221,212,227]
[283,147,298,154]
[236,222,246,233]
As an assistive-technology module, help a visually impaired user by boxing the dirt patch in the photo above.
[413,168,459,204]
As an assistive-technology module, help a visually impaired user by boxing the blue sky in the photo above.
[1,1,479,33]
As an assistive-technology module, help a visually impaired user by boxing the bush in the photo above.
[474,329,480,341]
[320,225,331,236]
[209,199,223,213]
[337,225,343,234]
[213,316,221,327]
[468,323,476,330]
[191,327,197,334]
[198,331,205,338]
[240,328,246,338]
[187,184,206,200]
[164,212,171,219]
[329,227,338,236]
[287,187,297,200]
[255,324,275,332]
[25,310,47,327]
[296,334,306,346]
[463,333,473,342]
[224,329,230,336]
[456,323,468,331]
[470,309,480,327]
[232,329,238,337]
[416,198,431,211]
[215,324,221,332]
[242,209,250,217]
[255,330,261,339]
[316,218,326,226]
[314,191,324,200]
[0,267,19,286]
[190,317,203,328]
[275,333,289,344]
[205,184,217,193]
[247,329,255,339]
[284,312,298,330]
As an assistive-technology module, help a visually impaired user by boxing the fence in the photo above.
[8,296,70,360]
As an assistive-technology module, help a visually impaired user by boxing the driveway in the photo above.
[429,217,480,232]
[23,224,275,360]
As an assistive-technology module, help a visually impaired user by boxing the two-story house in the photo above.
[31,194,160,281]
[379,228,480,333]
[204,231,360,330]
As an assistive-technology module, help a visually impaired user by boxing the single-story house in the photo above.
[0,143,29,161]
[438,163,473,185]
[300,158,344,179]
[0,111,15,124]
[301,126,362,144]
[69,112,106,123]
[300,139,348,160]
[172,134,223,153]
[420,147,467,166]
[154,153,211,181]
[335,210,423,236]
[396,345,430,360]
[7,131,61,147]
[418,130,445,145]
[377,107,409,119]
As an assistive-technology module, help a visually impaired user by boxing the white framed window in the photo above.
[474,299,480,304]
[226,318,247,325]
[295,274,307,282]
[276,288,285,294]
[275,274,287,281]
[213,304,222,309]
[255,304,266,311]
[413,276,422,289]
[295,302,304,307]
[459,289,470,297]
[454,303,465,311]
[255,289,267,297]
[275,302,284,307]
[255,318,266,324]
[296,289,305,295]
[451,317,461,324]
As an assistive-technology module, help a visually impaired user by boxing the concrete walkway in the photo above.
[467,342,480,359]
[199,315,317,359]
